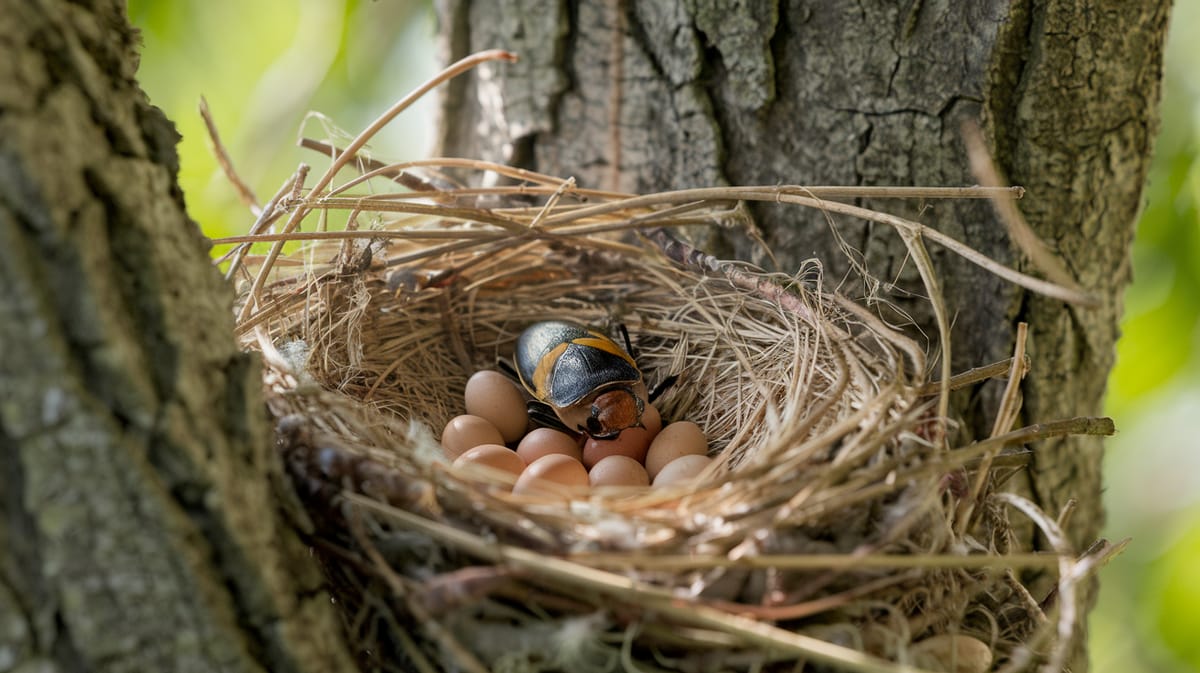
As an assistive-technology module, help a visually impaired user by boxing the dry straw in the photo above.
[215,51,1119,673]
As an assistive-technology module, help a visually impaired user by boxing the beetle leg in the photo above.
[616,322,636,357]
[525,400,576,435]
[648,374,679,403]
[495,357,522,383]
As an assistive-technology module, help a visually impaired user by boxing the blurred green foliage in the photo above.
[128,0,436,241]
[1094,1,1200,671]
[128,2,1200,671]
[1155,520,1200,666]
[1109,74,1200,410]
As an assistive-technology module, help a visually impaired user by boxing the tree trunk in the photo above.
[0,2,355,671]
[435,0,1169,668]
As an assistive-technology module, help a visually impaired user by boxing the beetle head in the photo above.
[585,387,645,439]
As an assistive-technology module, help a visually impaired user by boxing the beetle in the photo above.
[513,320,650,440]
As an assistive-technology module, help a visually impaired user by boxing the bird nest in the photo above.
[220,52,1118,673]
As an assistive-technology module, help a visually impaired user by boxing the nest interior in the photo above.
[238,194,1098,673]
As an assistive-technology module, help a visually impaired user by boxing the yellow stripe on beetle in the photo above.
[530,341,570,400]
[572,335,639,367]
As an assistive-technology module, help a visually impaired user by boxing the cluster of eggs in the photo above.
[441,370,712,497]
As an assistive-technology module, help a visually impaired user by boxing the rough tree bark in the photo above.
[0,2,355,672]
[435,0,1169,668]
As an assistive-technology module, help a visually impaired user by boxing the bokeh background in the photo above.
[127,2,1200,670]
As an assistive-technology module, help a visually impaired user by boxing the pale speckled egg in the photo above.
[644,420,708,479]
[441,414,505,459]
[517,428,583,464]
[651,454,713,487]
[464,370,528,443]
[588,455,650,488]
[513,454,589,497]
[453,444,525,481]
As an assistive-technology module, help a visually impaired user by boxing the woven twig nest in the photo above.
[219,51,1113,673]
[227,164,1115,673]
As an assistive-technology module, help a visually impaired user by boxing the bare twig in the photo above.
[536,186,1095,306]
[962,121,1089,299]
[298,137,461,196]
[346,510,491,673]
[991,493,1078,673]
[199,96,259,213]
[236,49,518,323]
[914,355,1030,396]
[955,322,1030,534]
[222,166,306,281]
[347,494,932,673]
[567,551,1064,571]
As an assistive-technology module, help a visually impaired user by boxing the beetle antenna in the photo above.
[617,322,636,357]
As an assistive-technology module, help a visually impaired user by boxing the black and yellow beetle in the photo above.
[514,320,651,440]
